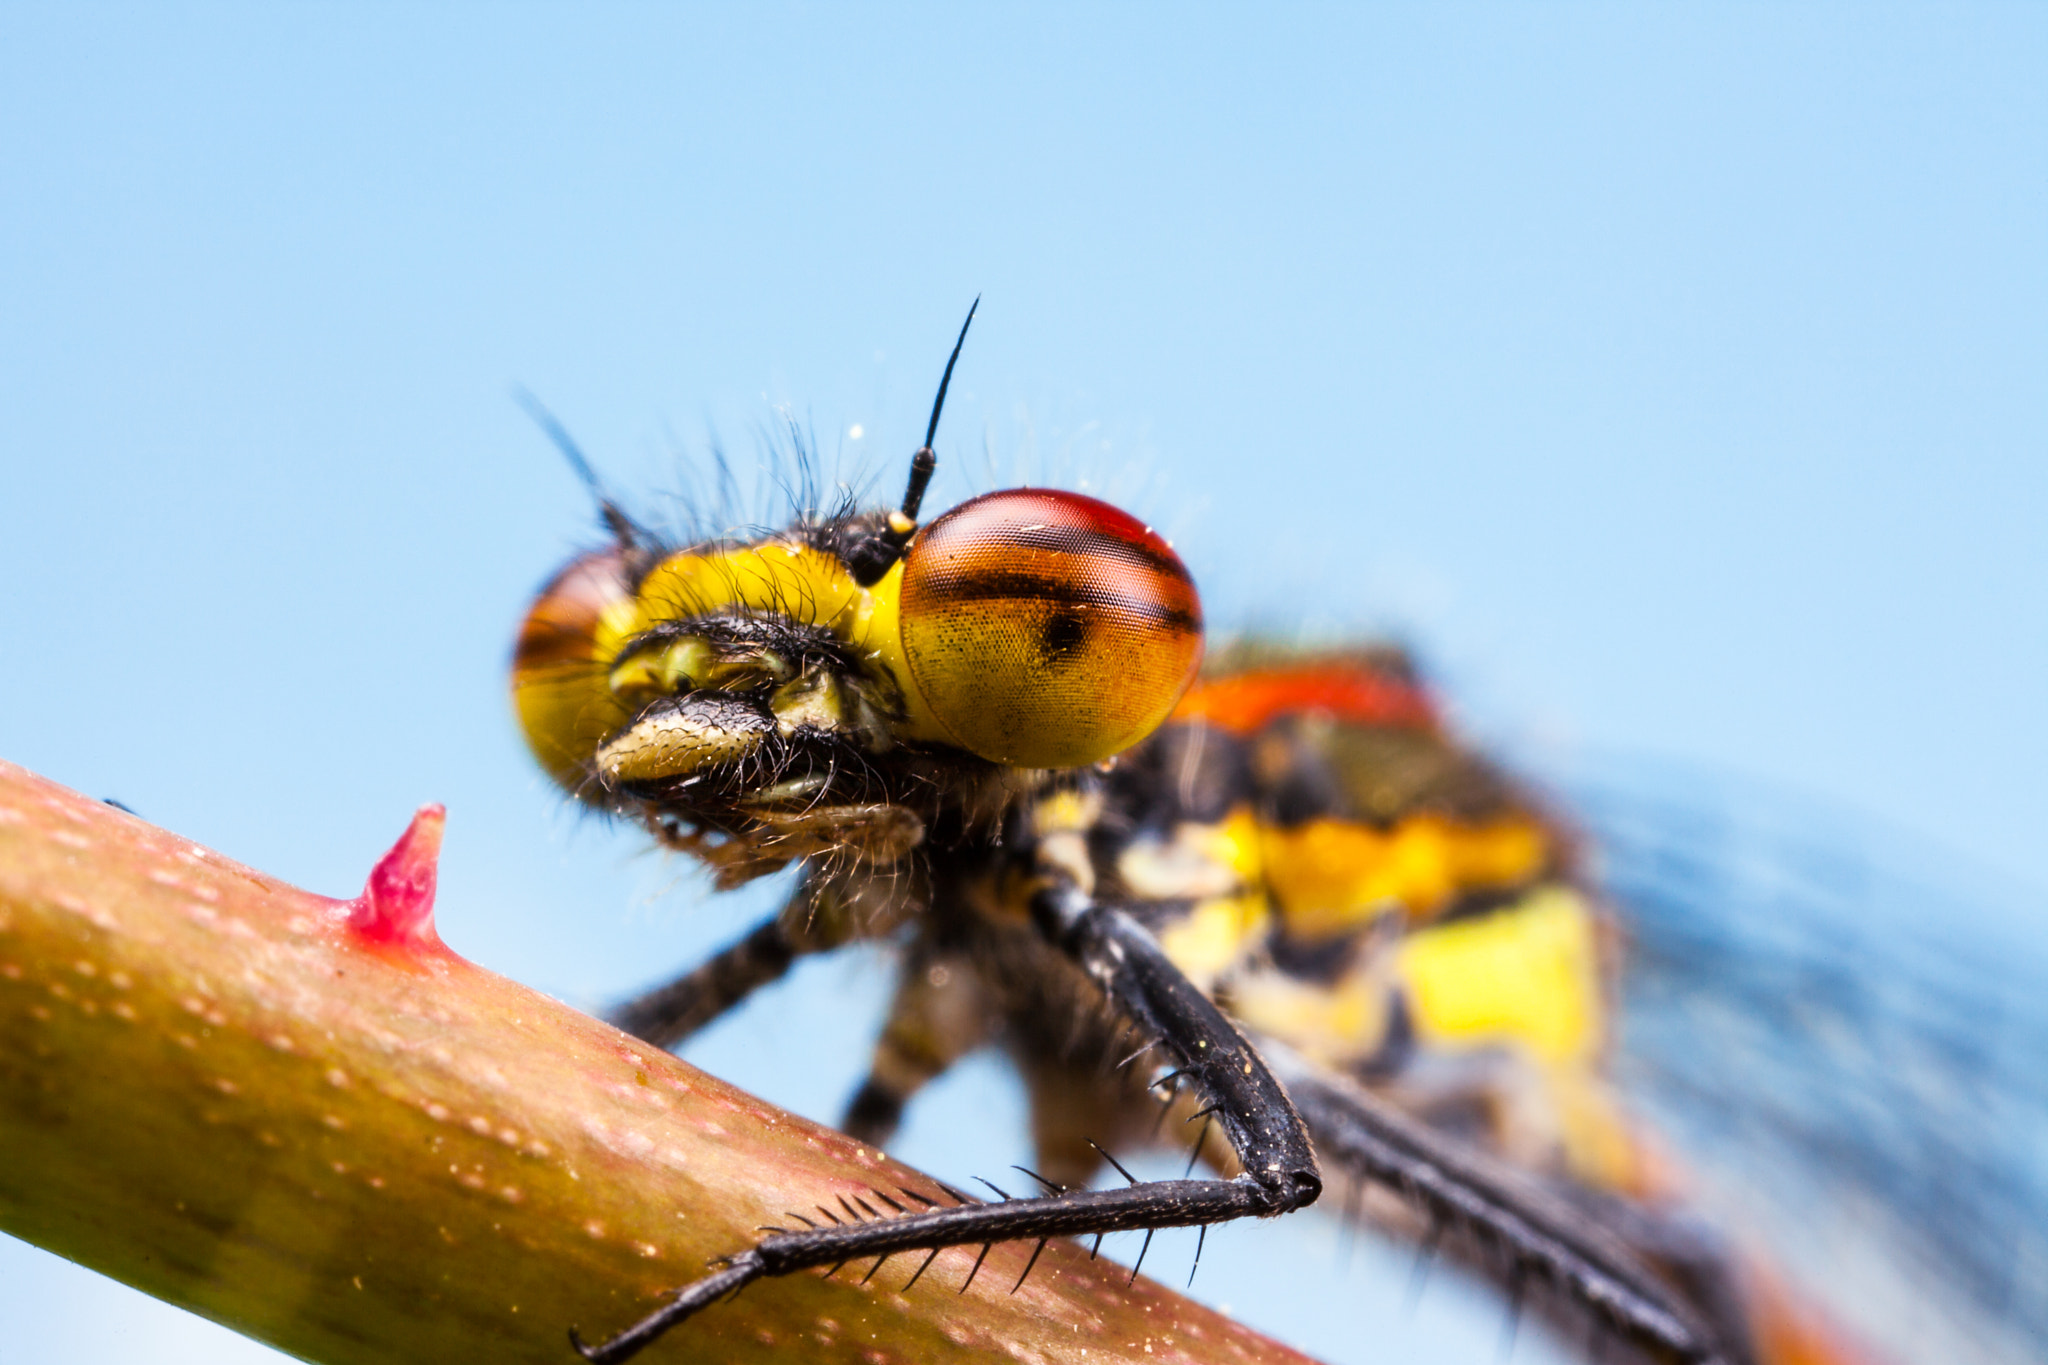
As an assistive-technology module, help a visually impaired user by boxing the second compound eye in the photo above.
[898,489,1204,769]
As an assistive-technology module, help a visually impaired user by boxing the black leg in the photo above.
[841,946,988,1147]
[606,915,797,1048]
[570,882,1322,1364]
[1266,1041,1730,1365]
[840,1077,907,1144]
[1563,1193,1763,1365]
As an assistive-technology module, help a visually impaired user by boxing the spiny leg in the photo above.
[570,882,1324,1364]
[1264,1040,1735,1365]
[598,919,1731,1365]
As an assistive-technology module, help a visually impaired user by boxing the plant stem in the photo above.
[0,759,1318,1365]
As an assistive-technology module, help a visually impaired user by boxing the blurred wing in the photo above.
[1567,761,2048,1365]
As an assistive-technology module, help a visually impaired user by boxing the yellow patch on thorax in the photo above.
[1117,807,1264,900]
[1223,962,1398,1071]
[1033,787,1105,836]
[1156,891,1272,994]
[1117,807,1273,992]
[1259,813,1547,938]
[1393,884,1604,1066]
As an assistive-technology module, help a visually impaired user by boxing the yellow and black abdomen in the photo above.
[1098,652,1639,1187]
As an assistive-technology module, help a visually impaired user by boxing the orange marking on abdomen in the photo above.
[1171,664,1438,735]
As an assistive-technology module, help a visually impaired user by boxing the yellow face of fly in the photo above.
[512,534,933,878]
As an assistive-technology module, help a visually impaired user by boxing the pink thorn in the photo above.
[344,804,446,948]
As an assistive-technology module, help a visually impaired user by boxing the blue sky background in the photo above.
[1,6,2043,1363]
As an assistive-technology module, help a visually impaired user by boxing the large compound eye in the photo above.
[899,489,1203,768]
[511,547,639,795]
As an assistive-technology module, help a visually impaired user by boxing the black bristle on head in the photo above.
[514,386,649,552]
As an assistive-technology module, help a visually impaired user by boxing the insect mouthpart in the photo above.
[594,691,775,795]
[589,607,899,802]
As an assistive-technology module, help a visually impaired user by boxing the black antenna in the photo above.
[514,386,644,549]
[899,295,978,524]
[845,298,980,585]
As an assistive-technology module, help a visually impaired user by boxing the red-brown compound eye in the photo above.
[898,489,1204,769]
[511,547,638,795]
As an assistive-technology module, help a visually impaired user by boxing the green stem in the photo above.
[0,759,1318,1365]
